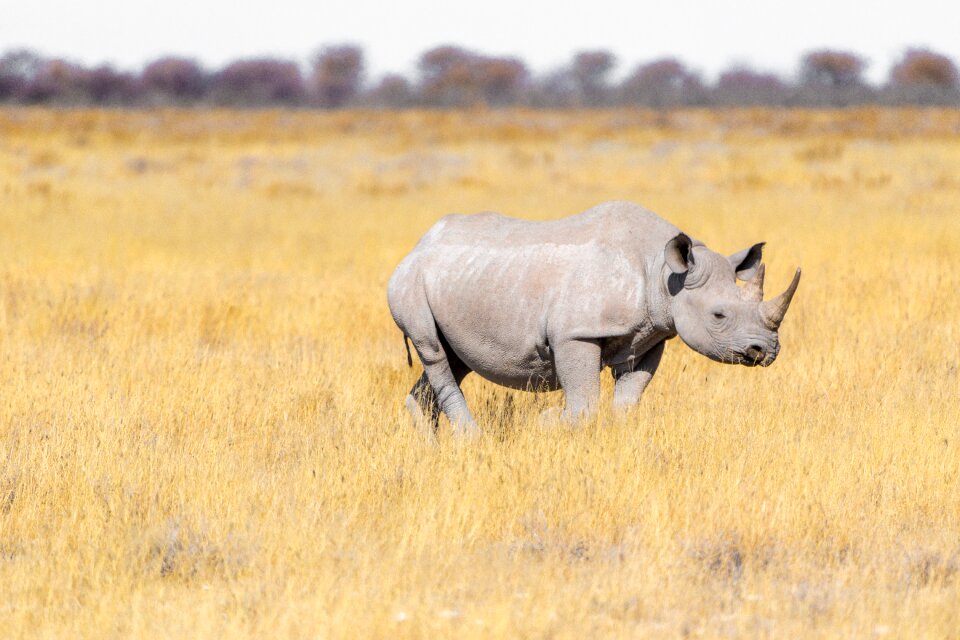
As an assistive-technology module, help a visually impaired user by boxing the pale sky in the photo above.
[4,0,957,83]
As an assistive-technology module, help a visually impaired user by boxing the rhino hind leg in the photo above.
[403,324,478,439]
[405,372,440,434]
[404,358,472,441]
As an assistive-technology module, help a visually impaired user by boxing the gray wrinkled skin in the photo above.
[387,201,800,439]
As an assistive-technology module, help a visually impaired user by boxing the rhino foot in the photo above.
[538,407,564,427]
[405,393,438,444]
[451,419,482,441]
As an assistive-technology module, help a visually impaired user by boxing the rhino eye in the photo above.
[712,311,726,320]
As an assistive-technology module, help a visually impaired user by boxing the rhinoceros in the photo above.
[387,200,800,438]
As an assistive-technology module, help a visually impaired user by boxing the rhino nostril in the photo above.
[745,345,765,361]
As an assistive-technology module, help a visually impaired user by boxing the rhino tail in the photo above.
[403,335,413,367]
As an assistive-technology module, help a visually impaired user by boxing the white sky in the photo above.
[4,0,957,83]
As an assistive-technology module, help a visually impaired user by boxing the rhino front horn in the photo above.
[761,268,801,329]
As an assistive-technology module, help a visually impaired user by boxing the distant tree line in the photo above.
[1,45,958,108]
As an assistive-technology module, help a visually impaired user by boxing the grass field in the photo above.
[0,107,958,638]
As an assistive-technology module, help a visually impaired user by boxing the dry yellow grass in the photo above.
[0,107,958,638]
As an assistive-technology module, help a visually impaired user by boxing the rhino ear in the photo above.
[665,233,694,274]
[728,242,765,281]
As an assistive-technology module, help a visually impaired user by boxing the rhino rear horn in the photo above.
[742,263,765,302]
[760,268,801,329]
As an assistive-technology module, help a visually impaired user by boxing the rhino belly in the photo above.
[435,318,559,392]
[449,336,559,391]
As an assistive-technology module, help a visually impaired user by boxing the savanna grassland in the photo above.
[0,107,959,638]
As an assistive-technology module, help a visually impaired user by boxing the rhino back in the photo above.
[418,201,678,253]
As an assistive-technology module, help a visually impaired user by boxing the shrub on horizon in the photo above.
[210,58,306,107]
[620,58,704,108]
[886,48,960,105]
[713,67,790,106]
[311,45,364,109]
[0,49,44,101]
[797,49,874,106]
[571,50,616,107]
[142,57,208,104]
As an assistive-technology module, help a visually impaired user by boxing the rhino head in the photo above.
[664,234,800,367]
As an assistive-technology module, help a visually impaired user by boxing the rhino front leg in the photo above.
[553,338,602,422]
[612,340,665,411]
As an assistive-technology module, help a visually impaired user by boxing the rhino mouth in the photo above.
[708,346,777,367]
[738,345,776,367]
[710,351,765,366]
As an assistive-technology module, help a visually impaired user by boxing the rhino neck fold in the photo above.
[645,263,678,336]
